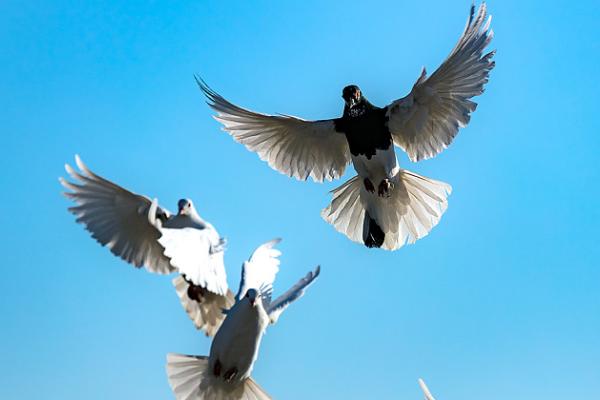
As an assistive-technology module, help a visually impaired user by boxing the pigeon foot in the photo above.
[187,284,206,303]
[377,179,393,198]
[223,367,238,382]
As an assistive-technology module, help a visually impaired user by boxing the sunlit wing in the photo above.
[198,78,351,182]
[386,3,495,161]
[236,239,282,301]
[266,265,320,324]
[60,155,174,274]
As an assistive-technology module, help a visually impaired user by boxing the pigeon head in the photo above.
[245,288,259,307]
[342,85,363,109]
[177,198,194,215]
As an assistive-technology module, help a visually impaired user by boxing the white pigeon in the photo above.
[60,155,233,336]
[419,378,437,400]
[167,239,321,400]
[198,3,494,251]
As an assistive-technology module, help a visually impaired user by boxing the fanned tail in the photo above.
[321,170,451,250]
[172,276,234,337]
[166,353,271,400]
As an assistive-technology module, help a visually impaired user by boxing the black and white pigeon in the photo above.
[60,155,233,336]
[166,239,320,400]
[198,3,494,251]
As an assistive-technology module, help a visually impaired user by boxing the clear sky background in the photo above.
[1,1,598,399]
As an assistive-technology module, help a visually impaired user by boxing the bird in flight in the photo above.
[198,3,494,251]
[166,239,320,400]
[60,155,232,336]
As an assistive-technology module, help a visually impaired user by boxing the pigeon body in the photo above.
[198,3,494,251]
[60,155,233,336]
[208,293,269,383]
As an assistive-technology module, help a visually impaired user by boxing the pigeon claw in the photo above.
[364,178,375,194]
[377,179,393,198]
[223,367,238,382]
[187,284,206,303]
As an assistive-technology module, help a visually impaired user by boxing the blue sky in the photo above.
[1,1,598,399]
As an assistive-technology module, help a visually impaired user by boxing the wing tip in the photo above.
[313,265,321,278]
[418,378,435,400]
[74,154,87,173]
[265,237,282,247]
[64,162,75,175]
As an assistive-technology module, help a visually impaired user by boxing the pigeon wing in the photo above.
[418,379,436,400]
[198,78,351,183]
[236,239,282,302]
[60,155,175,274]
[386,3,495,162]
[266,265,320,324]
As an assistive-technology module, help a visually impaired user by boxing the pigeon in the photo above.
[418,378,436,400]
[197,3,494,250]
[166,239,321,400]
[60,155,233,336]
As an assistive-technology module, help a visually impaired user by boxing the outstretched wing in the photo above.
[266,265,320,324]
[386,3,495,162]
[198,78,351,182]
[60,155,175,274]
[236,239,282,301]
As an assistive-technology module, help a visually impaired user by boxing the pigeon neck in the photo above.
[344,100,371,118]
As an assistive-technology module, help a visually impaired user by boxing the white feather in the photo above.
[172,276,234,337]
[160,227,228,295]
[166,353,271,400]
[386,3,495,162]
[236,239,282,301]
[60,155,174,274]
[418,378,436,400]
[321,169,451,250]
[197,78,351,183]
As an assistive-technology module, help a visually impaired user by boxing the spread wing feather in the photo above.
[236,239,282,302]
[265,265,320,324]
[198,78,351,182]
[386,3,495,162]
[60,155,175,274]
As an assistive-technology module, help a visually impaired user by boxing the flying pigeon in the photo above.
[60,155,232,336]
[166,239,321,400]
[198,3,494,250]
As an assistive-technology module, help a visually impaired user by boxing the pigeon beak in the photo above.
[250,298,256,307]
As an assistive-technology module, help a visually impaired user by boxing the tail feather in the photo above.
[321,170,451,250]
[173,276,234,337]
[321,176,366,244]
[166,353,271,400]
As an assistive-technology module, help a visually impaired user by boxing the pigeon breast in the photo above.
[335,105,392,159]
